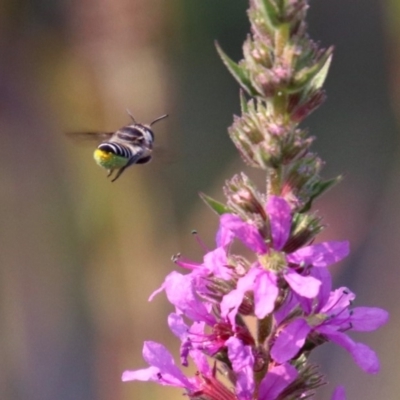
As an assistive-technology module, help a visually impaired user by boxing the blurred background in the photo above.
[0,0,398,399]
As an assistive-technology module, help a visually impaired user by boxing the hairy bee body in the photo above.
[86,113,167,182]
[93,124,153,169]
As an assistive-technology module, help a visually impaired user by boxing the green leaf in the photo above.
[312,175,343,196]
[215,42,258,96]
[308,52,333,91]
[301,175,343,212]
[199,192,231,215]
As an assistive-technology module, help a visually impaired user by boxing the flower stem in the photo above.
[267,166,283,195]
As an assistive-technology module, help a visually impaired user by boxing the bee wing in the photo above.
[65,131,114,144]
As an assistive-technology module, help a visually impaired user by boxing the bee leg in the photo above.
[136,155,152,164]
[107,169,114,178]
[110,153,143,182]
[111,167,127,182]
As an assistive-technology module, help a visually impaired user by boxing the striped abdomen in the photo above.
[98,142,135,159]
[93,142,152,170]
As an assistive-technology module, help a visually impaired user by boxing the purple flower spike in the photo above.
[122,2,389,399]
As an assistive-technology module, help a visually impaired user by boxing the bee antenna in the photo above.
[126,109,137,123]
[150,114,168,126]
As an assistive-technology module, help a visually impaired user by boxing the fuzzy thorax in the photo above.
[93,149,129,169]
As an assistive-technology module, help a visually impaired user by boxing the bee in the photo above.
[71,111,168,182]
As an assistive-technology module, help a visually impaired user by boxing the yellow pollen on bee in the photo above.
[94,149,112,162]
[93,148,128,169]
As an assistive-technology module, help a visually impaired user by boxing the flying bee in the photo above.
[70,111,168,182]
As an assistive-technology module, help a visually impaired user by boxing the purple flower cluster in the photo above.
[122,195,388,399]
[121,1,389,396]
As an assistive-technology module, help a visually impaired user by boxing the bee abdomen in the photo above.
[98,142,133,159]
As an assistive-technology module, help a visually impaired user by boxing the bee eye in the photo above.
[144,128,155,141]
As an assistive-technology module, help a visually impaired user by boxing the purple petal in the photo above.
[226,337,255,371]
[189,349,211,376]
[179,322,206,366]
[122,366,162,382]
[220,214,267,254]
[216,218,235,247]
[287,241,349,267]
[266,196,292,250]
[351,342,380,374]
[148,272,173,301]
[221,268,261,325]
[321,287,355,315]
[203,247,232,280]
[317,327,380,374]
[163,272,213,324]
[254,271,279,319]
[311,267,332,312]
[317,325,351,348]
[258,363,298,400]
[226,337,255,399]
[179,340,191,367]
[350,307,389,332]
[331,386,346,400]
[284,270,321,298]
[220,289,243,326]
[143,341,184,377]
[168,313,188,340]
[295,267,332,314]
[122,341,192,388]
[149,271,182,303]
[274,293,298,325]
[188,321,205,337]
[271,319,311,363]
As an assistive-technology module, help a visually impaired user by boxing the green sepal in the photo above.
[291,47,334,92]
[239,90,249,114]
[199,192,231,215]
[308,52,333,91]
[215,42,258,96]
[258,0,280,29]
[301,175,343,212]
